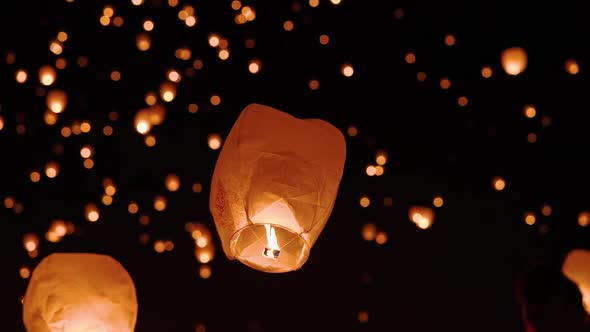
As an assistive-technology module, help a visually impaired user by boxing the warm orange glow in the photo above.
[374,165,384,176]
[207,133,222,150]
[165,173,180,191]
[417,71,427,82]
[45,162,60,178]
[262,224,280,259]
[248,59,261,74]
[46,89,68,113]
[341,63,354,77]
[481,65,493,78]
[523,104,536,118]
[492,176,506,191]
[110,70,121,81]
[175,47,192,60]
[188,103,198,113]
[30,171,41,182]
[375,231,388,244]
[501,47,527,75]
[405,52,416,64]
[80,121,91,133]
[23,233,39,252]
[15,69,28,83]
[527,132,537,144]
[154,195,167,211]
[20,266,31,279]
[196,245,215,263]
[308,79,320,90]
[457,96,468,107]
[83,158,95,169]
[283,20,294,31]
[440,77,451,89]
[145,135,156,147]
[199,265,212,279]
[433,196,444,207]
[579,211,590,227]
[128,202,139,214]
[113,16,124,27]
[160,82,177,102]
[541,204,552,217]
[409,206,435,229]
[366,165,376,176]
[347,126,358,137]
[39,65,57,86]
[319,34,329,45]
[444,34,456,46]
[167,69,181,82]
[524,212,536,225]
[210,95,221,106]
[358,310,369,323]
[375,151,388,165]
[359,196,371,207]
[136,33,152,51]
[562,249,590,314]
[143,19,154,31]
[361,222,377,241]
[50,40,63,55]
[192,182,203,193]
[565,58,580,75]
[80,145,93,159]
[85,203,100,222]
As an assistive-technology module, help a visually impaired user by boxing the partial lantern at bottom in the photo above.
[22,252,138,332]
[209,103,346,273]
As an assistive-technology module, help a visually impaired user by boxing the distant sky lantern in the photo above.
[562,249,590,314]
[209,103,346,273]
[136,33,151,51]
[501,47,527,76]
[341,63,354,77]
[159,82,176,102]
[165,173,180,191]
[46,89,67,114]
[492,176,506,191]
[578,211,590,227]
[39,65,57,86]
[565,58,580,75]
[23,253,138,332]
[409,206,434,229]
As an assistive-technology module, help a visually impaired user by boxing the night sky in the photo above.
[2,1,590,331]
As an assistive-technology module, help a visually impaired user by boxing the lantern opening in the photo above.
[262,224,281,259]
[230,223,310,273]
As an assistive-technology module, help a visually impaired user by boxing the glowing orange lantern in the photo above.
[23,253,138,332]
[562,248,590,314]
[501,46,527,76]
[409,205,434,229]
[209,103,346,273]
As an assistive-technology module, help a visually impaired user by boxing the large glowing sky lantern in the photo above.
[210,103,346,273]
[23,253,138,332]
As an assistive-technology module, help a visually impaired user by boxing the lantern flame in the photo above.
[262,224,280,259]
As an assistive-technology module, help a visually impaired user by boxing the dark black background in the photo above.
[1,0,589,331]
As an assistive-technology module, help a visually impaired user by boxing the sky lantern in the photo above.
[409,205,435,229]
[209,103,346,273]
[501,46,527,75]
[22,253,138,332]
[562,248,590,314]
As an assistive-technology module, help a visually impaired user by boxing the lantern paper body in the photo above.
[562,248,590,314]
[210,103,346,273]
[23,253,138,332]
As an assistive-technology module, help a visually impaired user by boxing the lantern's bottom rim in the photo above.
[229,223,310,273]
